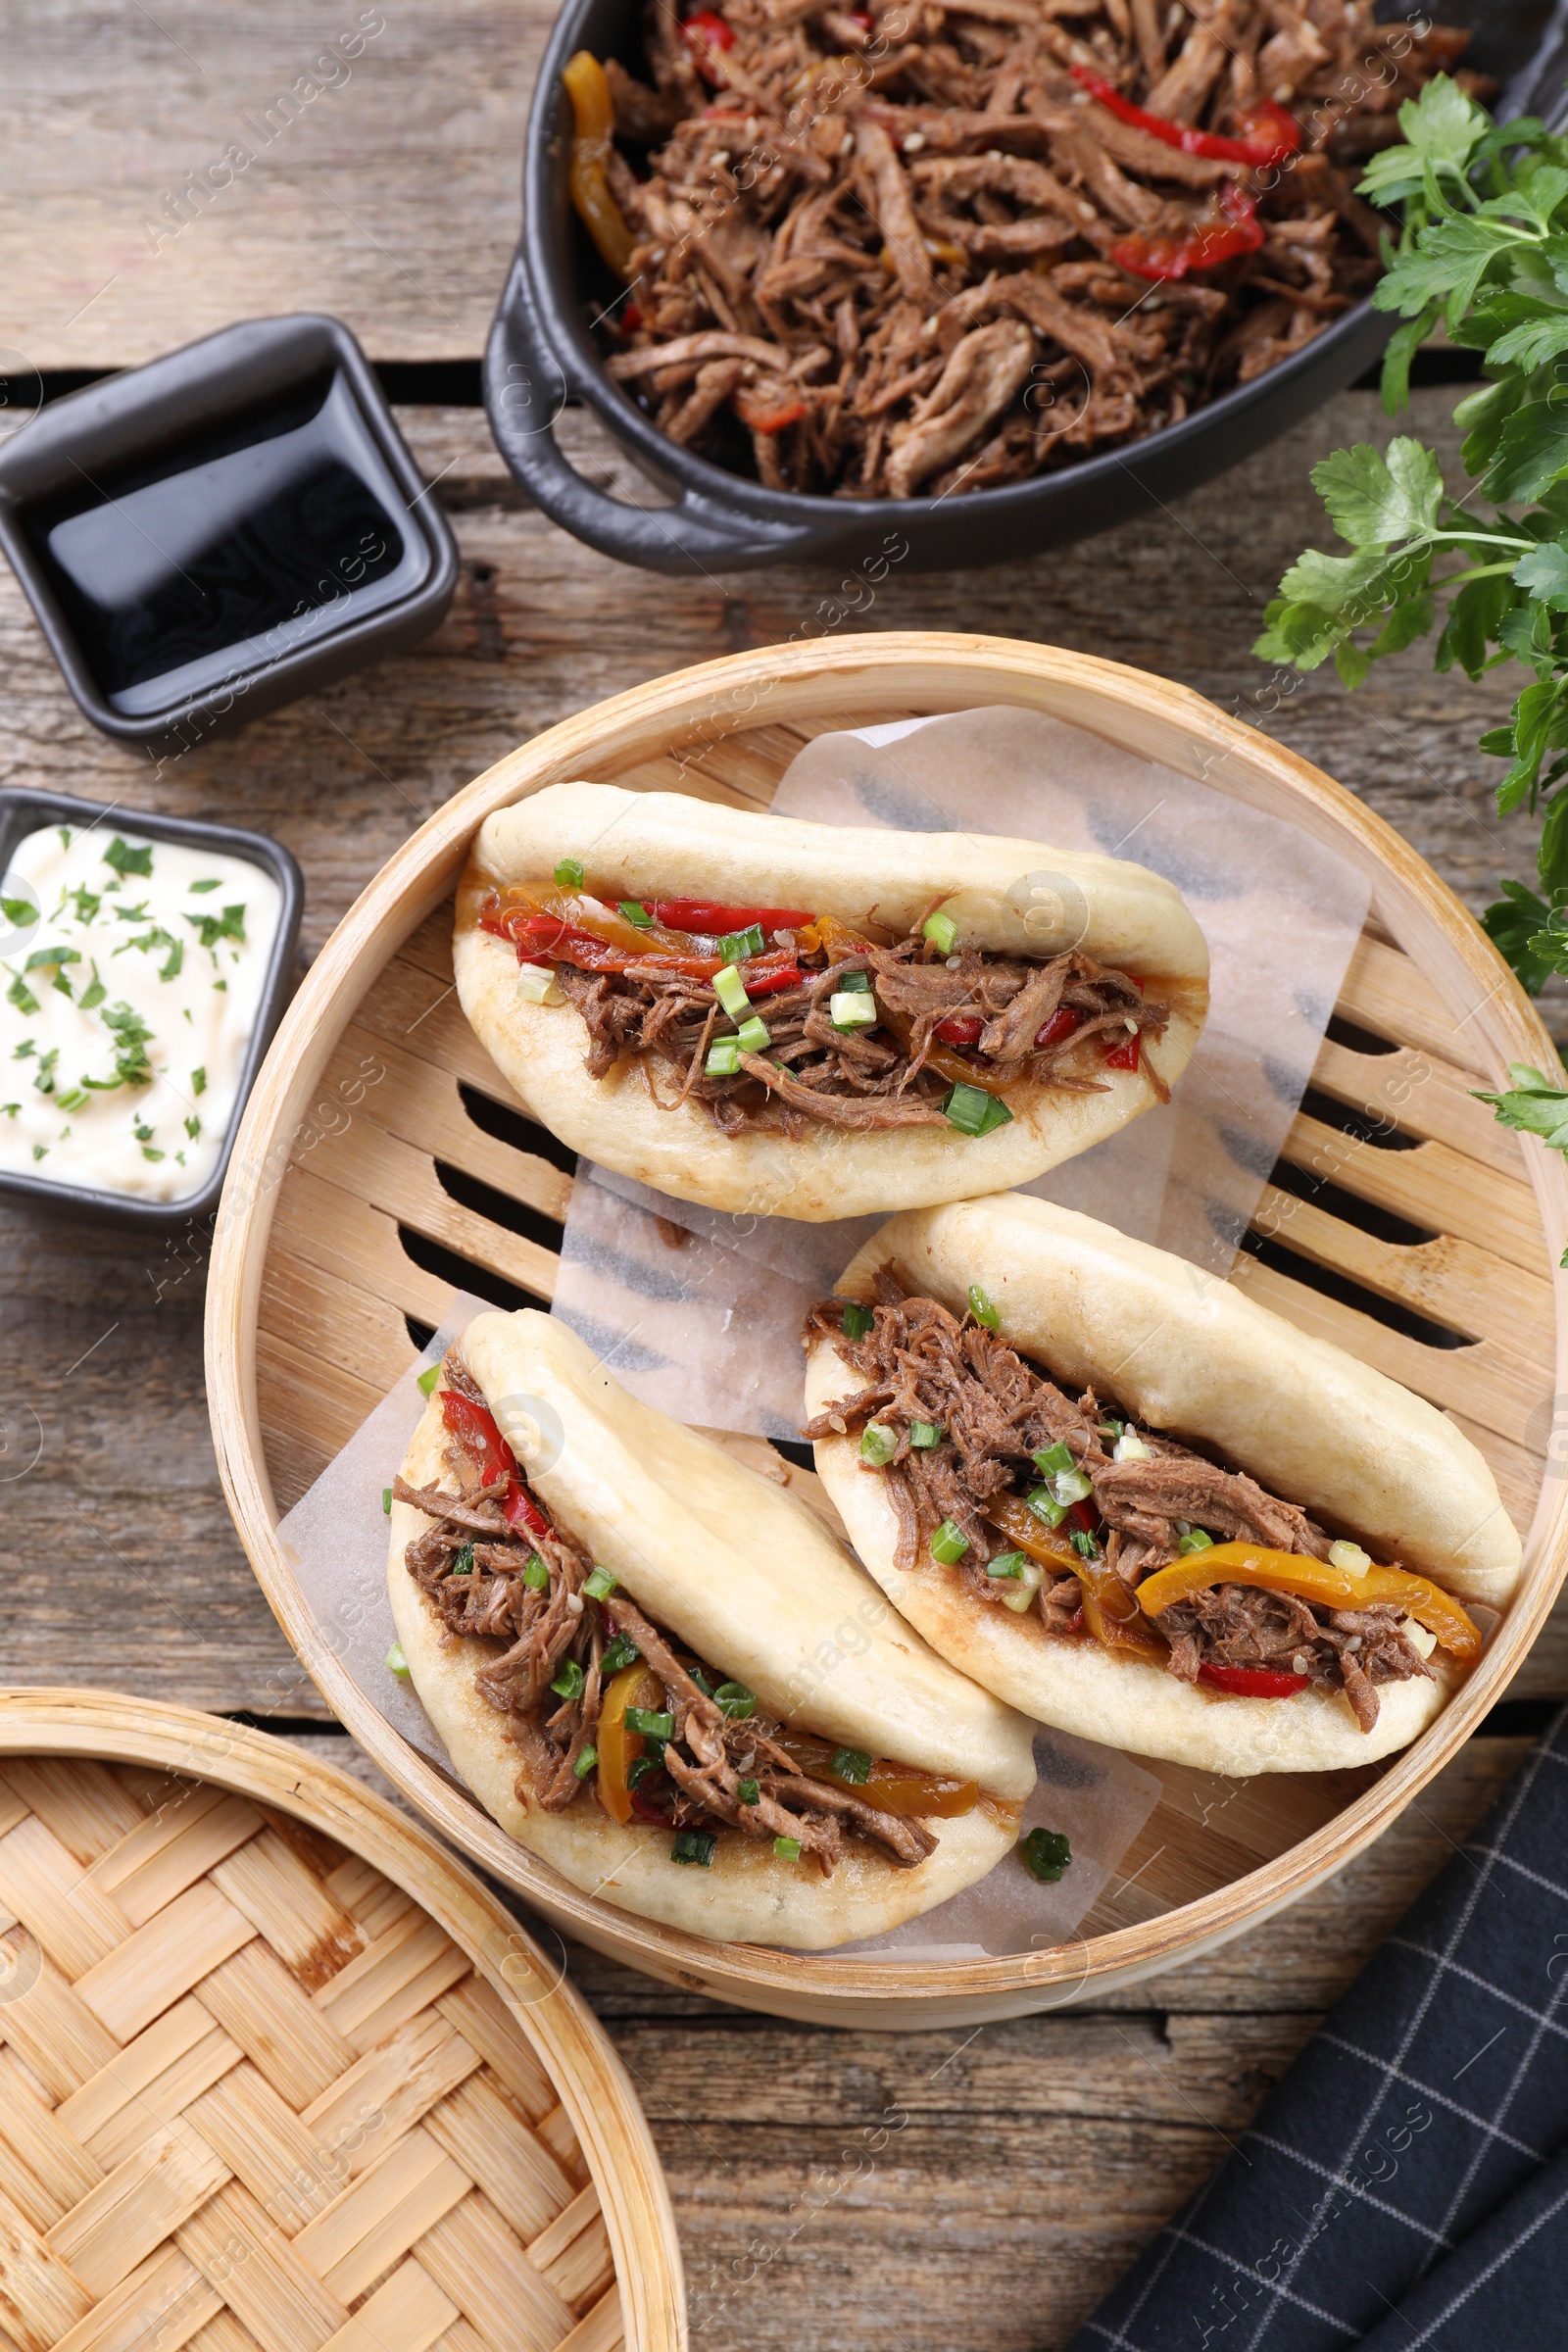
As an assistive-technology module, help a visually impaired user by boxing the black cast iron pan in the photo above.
[486,0,1568,577]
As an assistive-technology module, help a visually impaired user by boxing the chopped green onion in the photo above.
[1021,1827,1072,1883]
[986,1551,1028,1580]
[688,1666,713,1697]
[718,923,765,961]
[626,1707,676,1740]
[555,858,584,888]
[735,1014,770,1054]
[551,1659,585,1701]
[923,910,958,956]
[737,1777,761,1806]
[573,1745,599,1779]
[1069,1530,1099,1560]
[774,1836,802,1861]
[1328,1540,1373,1576]
[672,1830,716,1867]
[1052,1467,1094,1505]
[831,1747,872,1786]
[516,964,560,1005]
[909,1420,943,1449]
[706,1038,741,1077]
[416,1365,441,1396]
[625,1757,662,1789]
[1026,1486,1066,1528]
[619,900,653,927]
[450,1544,476,1579]
[524,1555,550,1592]
[381,1487,392,1516]
[841,1301,873,1340]
[931,1519,970,1564]
[829,991,878,1031]
[859,1422,898,1467]
[713,963,750,1018]
[1000,1560,1046,1614]
[1098,1419,1125,1440]
[584,1566,618,1601]
[837,968,872,993]
[1112,1429,1153,1463]
[1177,1529,1214,1556]
[1033,1442,1075,1478]
[715,1681,755,1719]
[386,1642,411,1681]
[601,1632,640,1674]
[943,1082,992,1136]
[974,1093,1013,1134]
[968,1284,1000,1330]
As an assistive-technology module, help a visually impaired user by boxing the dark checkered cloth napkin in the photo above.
[1067,1707,1568,2351]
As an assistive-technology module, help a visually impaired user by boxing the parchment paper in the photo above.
[550,704,1371,1439]
[276,1298,1162,1956]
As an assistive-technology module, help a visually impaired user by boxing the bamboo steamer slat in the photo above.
[0,1691,683,2351]
[204,632,1568,2028]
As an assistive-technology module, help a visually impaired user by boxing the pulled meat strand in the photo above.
[803,1275,1434,1729]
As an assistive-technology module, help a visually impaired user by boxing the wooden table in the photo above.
[4,9,1562,2347]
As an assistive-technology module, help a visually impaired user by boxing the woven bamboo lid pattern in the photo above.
[0,1693,684,2352]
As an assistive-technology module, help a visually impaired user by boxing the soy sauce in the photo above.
[30,370,429,715]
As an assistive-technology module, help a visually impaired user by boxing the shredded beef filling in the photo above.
[399,1349,940,1870]
[552,928,1168,1138]
[802,1273,1434,1732]
[595,2,1477,499]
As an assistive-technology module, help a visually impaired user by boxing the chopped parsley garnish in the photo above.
[31,1144,46,1161]
[77,963,106,1011]
[66,886,100,924]
[104,836,153,878]
[185,903,246,953]
[111,902,150,922]
[132,1116,155,1142]
[141,1146,165,1162]
[188,877,222,893]
[33,1048,58,1095]
[83,1003,155,1091]
[14,1039,34,1059]
[1,1102,17,1117]
[6,972,40,1015]
[184,1113,200,1140]
[191,1064,206,1095]
[160,939,182,981]
[1,895,36,928]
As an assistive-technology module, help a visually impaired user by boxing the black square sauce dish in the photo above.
[0,315,458,755]
[0,789,302,1229]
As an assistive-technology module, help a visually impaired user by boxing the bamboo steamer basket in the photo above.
[205,632,1568,2029]
[0,1690,683,2352]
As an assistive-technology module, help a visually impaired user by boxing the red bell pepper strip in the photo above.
[1111,184,1264,281]
[651,901,814,934]
[440,1390,515,1489]
[505,1484,550,1539]
[1035,1005,1080,1050]
[439,1388,550,1536]
[1103,1032,1142,1071]
[744,963,805,997]
[1070,67,1300,167]
[735,391,808,434]
[934,1014,984,1045]
[478,897,799,990]
[1198,1662,1309,1698]
[683,9,734,47]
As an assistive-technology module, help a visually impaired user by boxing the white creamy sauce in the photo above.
[0,822,280,1201]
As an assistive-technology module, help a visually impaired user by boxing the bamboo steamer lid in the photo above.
[0,1690,684,2352]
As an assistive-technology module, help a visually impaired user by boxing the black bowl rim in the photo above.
[0,313,460,752]
[0,787,303,1229]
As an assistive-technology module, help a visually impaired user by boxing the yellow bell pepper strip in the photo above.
[596,1662,666,1824]
[1134,1542,1482,1663]
[985,1496,1167,1662]
[767,1728,977,1817]
[563,51,638,280]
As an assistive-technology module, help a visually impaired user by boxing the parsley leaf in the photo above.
[188,877,222,893]
[185,903,247,952]
[83,1003,156,1091]
[0,895,36,929]
[191,1065,207,1096]
[104,836,153,878]
[6,972,39,1015]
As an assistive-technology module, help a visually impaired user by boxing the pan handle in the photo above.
[484,254,820,576]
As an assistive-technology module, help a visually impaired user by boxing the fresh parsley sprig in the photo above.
[1254,74,1568,1214]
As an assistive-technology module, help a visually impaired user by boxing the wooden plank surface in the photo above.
[2,8,1565,2321]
